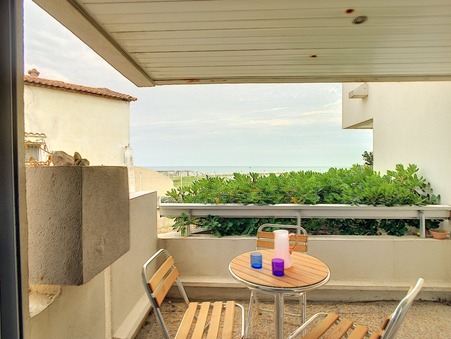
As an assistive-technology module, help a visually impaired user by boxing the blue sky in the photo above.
[24,0,372,167]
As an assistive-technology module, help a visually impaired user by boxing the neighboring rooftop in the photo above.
[23,69,137,102]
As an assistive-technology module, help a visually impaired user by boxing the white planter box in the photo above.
[158,233,451,301]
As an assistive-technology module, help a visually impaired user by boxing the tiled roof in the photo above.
[24,70,137,102]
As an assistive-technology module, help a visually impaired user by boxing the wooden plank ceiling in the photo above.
[34,0,451,87]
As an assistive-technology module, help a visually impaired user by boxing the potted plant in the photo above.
[429,229,449,239]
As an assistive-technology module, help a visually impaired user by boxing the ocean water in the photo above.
[145,165,346,175]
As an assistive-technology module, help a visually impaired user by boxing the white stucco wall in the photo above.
[30,274,106,339]
[134,166,174,196]
[343,82,451,204]
[111,191,158,338]
[24,85,130,166]
[342,83,373,129]
[159,234,451,301]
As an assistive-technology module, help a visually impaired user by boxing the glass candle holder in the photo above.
[272,258,284,276]
[250,252,263,269]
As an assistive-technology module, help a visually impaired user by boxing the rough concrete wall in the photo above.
[27,166,83,284]
[82,167,130,282]
[27,166,129,285]
[29,192,158,339]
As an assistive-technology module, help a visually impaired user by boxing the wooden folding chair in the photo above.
[142,249,245,339]
[287,278,424,339]
[247,223,308,337]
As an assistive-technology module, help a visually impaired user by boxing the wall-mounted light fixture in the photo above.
[353,16,368,24]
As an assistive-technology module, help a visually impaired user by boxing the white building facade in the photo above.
[342,82,451,204]
[24,68,136,167]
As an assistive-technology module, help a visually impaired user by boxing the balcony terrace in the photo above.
[25,191,451,338]
[4,1,451,338]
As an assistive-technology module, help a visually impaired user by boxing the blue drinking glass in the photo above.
[250,252,263,269]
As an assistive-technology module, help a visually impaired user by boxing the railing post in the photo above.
[185,210,192,237]
[419,210,426,238]
[296,211,301,227]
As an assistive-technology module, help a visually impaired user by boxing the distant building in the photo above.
[24,68,173,194]
[24,68,137,167]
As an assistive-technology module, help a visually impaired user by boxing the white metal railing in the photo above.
[159,203,451,238]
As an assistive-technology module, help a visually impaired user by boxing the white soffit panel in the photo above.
[34,0,451,87]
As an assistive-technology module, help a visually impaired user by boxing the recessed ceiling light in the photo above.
[353,16,368,24]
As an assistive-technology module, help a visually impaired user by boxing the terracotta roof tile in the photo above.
[23,73,137,102]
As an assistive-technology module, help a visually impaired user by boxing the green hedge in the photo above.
[165,164,441,236]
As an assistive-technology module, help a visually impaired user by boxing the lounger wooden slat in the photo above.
[175,302,198,339]
[347,324,369,339]
[222,301,236,339]
[324,318,353,338]
[206,302,223,339]
[191,302,211,338]
[302,312,339,339]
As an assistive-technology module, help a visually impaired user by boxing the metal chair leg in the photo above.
[245,291,254,338]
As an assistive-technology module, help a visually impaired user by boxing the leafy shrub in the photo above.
[164,164,440,236]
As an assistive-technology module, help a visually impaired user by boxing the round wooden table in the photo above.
[229,250,330,339]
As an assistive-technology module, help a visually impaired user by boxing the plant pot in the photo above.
[429,229,449,240]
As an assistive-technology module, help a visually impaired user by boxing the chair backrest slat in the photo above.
[148,255,180,307]
[152,266,180,307]
[256,239,275,250]
[149,255,177,292]
[257,230,308,253]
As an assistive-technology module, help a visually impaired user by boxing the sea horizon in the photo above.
[144,165,350,175]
